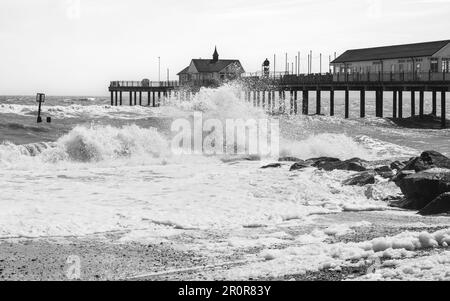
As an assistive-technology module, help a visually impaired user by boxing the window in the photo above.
[416,63,421,72]
[399,64,404,72]
[443,59,450,73]
[431,58,439,73]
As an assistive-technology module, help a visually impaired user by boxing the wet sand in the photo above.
[1,210,449,281]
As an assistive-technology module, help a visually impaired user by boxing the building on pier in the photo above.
[331,40,450,78]
[177,47,245,85]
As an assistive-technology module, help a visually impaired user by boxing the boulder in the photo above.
[395,169,450,210]
[401,151,450,172]
[290,161,310,171]
[311,157,367,172]
[390,161,406,171]
[342,170,376,186]
[261,163,282,169]
[391,170,416,183]
[279,157,302,162]
[374,166,394,179]
[418,193,450,216]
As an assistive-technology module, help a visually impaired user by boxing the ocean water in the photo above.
[0,85,449,240]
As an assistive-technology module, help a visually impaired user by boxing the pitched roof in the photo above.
[192,59,242,73]
[332,40,450,64]
[177,66,190,75]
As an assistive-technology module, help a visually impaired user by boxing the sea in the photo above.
[0,84,449,251]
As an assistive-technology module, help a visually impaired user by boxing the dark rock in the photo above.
[313,157,367,172]
[391,170,416,183]
[261,163,282,169]
[374,166,394,179]
[290,162,310,171]
[308,157,341,166]
[419,193,450,216]
[342,170,376,186]
[401,151,450,172]
[390,161,406,171]
[279,157,302,162]
[395,169,450,210]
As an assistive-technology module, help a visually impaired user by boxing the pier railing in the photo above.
[110,81,181,88]
[333,71,449,83]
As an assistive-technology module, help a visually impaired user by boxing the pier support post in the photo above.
[152,92,156,107]
[375,90,383,118]
[119,92,122,106]
[139,92,142,106]
[360,89,365,118]
[257,91,261,107]
[253,91,257,107]
[110,91,114,106]
[302,90,309,115]
[393,90,397,118]
[330,89,335,116]
[294,90,298,115]
[158,92,161,106]
[268,91,272,112]
[419,90,424,118]
[432,90,437,116]
[442,91,447,129]
[398,90,403,119]
[148,91,151,106]
[290,90,294,114]
[316,89,321,115]
[129,92,132,106]
[134,92,137,106]
[411,91,416,117]
[262,91,266,109]
[345,88,349,119]
[114,91,118,106]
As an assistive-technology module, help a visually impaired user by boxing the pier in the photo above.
[109,72,449,128]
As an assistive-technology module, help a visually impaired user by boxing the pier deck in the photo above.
[108,72,449,128]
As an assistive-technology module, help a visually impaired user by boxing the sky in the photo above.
[1,0,450,96]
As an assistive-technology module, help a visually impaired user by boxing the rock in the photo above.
[261,163,282,169]
[342,170,376,186]
[401,151,450,172]
[419,193,450,216]
[374,166,394,179]
[395,169,450,210]
[279,157,302,162]
[390,161,406,171]
[391,170,416,183]
[314,157,367,172]
[290,162,310,171]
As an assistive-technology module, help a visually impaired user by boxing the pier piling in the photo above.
[360,90,365,118]
[316,89,321,115]
[432,90,437,116]
[442,91,447,129]
[302,90,309,115]
[398,90,403,119]
[419,90,424,118]
[411,91,416,116]
[345,88,349,119]
[330,89,335,116]
[393,90,397,118]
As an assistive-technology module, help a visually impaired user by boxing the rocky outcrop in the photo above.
[390,161,406,171]
[400,151,450,172]
[393,169,450,210]
[342,170,376,186]
[374,166,394,179]
[289,161,310,171]
[261,163,282,169]
[418,193,450,216]
[310,157,367,172]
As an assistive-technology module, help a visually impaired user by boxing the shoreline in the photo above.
[1,210,449,281]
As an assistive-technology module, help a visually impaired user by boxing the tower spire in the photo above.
[212,46,219,63]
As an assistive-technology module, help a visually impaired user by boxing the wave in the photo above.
[0,124,169,165]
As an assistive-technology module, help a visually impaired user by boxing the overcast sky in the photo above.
[1,0,450,95]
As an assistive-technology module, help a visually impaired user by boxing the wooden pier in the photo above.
[109,72,450,128]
